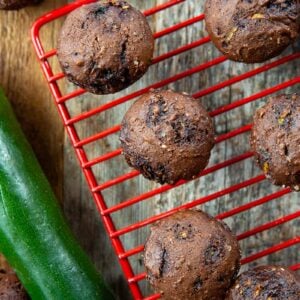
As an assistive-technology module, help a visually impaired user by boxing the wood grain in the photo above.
[63,1,300,299]
[0,1,299,299]
[0,0,66,200]
[0,0,66,278]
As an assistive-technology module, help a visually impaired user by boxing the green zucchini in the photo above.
[0,88,114,300]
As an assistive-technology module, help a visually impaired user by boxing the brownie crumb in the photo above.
[120,89,215,185]
[204,0,299,63]
[251,94,300,191]
[57,1,154,94]
[144,210,241,300]
[226,265,300,300]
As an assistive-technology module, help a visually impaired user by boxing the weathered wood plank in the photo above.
[1,1,298,299]
[0,0,66,200]
[63,1,300,299]
[0,0,66,275]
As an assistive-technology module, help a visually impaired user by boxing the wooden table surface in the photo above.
[0,0,66,277]
[0,1,299,299]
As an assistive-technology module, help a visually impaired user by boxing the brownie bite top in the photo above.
[144,210,241,300]
[226,265,300,300]
[205,0,299,63]
[251,94,300,191]
[120,89,215,184]
[57,1,154,94]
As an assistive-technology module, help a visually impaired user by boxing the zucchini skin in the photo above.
[0,89,115,300]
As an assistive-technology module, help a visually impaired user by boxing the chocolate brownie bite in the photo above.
[120,89,215,185]
[57,1,154,95]
[0,0,41,10]
[251,94,300,191]
[226,265,300,300]
[144,210,241,300]
[204,0,300,63]
[0,271,28,299]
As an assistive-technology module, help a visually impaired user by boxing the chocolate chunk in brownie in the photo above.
[251,94,300,191]
[144,210,241,300]
[205,0,299,63]
[120,89,215,184]
[226,265,300,300]
[57,1,154,94]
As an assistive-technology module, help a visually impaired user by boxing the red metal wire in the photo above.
[85,123,253,183]
[241,237,300,265]
[73,78,298,149]
[65,55,227,124]
[109,174,267,239]
[237,211,300,241]
[102,151,255,214]
[31,1,300,299]
[217,188,292,220]
[129,236,300,285]
[117,188,293,261]
[290,263,300,271]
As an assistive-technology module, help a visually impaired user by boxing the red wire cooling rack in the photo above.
[31,0,300,299]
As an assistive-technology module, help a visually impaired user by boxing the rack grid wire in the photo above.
[31,0,300,299]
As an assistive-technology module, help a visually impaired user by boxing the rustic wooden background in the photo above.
[0,0,66,276]
[0,1,299,299]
